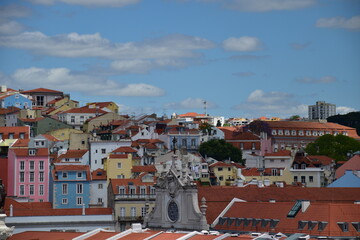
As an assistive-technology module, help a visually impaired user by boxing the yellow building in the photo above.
[108,174,156,231]
[209,161,237,186]
[104,146,140,181]
[83,112,125,133]
[44,96,79,116]
[46,128,84,141]
[86,101,119,114]
[239,167,293,186]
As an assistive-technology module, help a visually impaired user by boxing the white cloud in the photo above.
[27,0,140,7]
[164,98,217,109]
[222,0,316,12]
[0,32,213,74]
[10,67,165,97]
[0,5,31,35]
[296,76,337,84]
[316,15,360,31]
[232,89,308,117]
[223,36,262,52]
[337,106,358,115]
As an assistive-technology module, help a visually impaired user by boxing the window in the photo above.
[119,187,125,196]
[285,130,290,135]
[62,184,68,195]
[76,197,83,205]
[80,116,84,123]
[299,130,304,136]
[202,165,208,170]
[120,207,125,217]
[75,158,80,162]
[19,132,25,139]
[98,198,103,203]
[39,172,44,182]
[29,172,35,182]
[98,183,103,189]
[39,185,44,195]
[62,198,68,204]
[309,176,314,182]
[29,149,36,155]
[117,162,122,169]
[8,133,14,139]
[141,207,147,217]
[65,158,70,162]
[62,172,68,178]
[39,161,44,170]
[291,130,297,136]
[20,185,25,195]
[278,130,283,135]
[240,143,244,150]
[313,131,318,136]
[306,131,311,136]
[218,167,223,171]
[294,176,298,182]
[182,139,187,147]
[76,183,83,194]
[131,207,136,217]
[20,161,25,170]
[101,148,106,154]
[191,139,196,146]
[71,116,75,123]
[36,96,44,106]
[29,161,35,170]
[20,172,24,182]
[140,187,146,196]
[29,185,34,195]
[0,133,2,139]
[219,176,224,181]
[272,130,277,135]
[150,187,156,195]
[301,176,306,184]
[77,172,82,178]
[252,143,256,150]
[129,187,136,196]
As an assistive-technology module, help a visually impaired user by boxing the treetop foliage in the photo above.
[199,139,243,164]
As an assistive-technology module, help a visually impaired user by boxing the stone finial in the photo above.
[0,214,14,240]
[200,197,207,215]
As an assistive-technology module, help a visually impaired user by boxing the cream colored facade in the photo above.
[69,132,91,150]
[18,109,42,119]
[242,168,293,186]
[47,128,83,141]
[87,102,119,113]
[46,98,79,115]
[83,112,125,133]
[104,154,133,181]
[210,164,237,186]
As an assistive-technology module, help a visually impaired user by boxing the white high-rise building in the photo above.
[308,101,336,120]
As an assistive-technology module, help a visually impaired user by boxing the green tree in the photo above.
[199,122,212,135]
[327,111,360,136]
[305,134,360,162]
[289,115,300,120]
[199,139,243,164]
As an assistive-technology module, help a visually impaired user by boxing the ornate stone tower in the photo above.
[144,155,209,231]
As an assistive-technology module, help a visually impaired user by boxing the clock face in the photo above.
[168,200,179,222]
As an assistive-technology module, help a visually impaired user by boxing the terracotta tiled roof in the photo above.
[85,231,117,240]
[41,134,59,142]
[178,112,206,117]
[87,101,116,108]
[216,201,360,237]
[0,126,30,135]
[150,232,188,240]
[264,150,292,157]
[4,198,112,217]
[198,186,360,224]
[131,165,156,173]
[91,168,107,180]
[119,230,162,240]
[58,149,88,159]
[336,154,360,179]
[110,178,155,194]
[61,106,107,114]
[112,146,137,153]
[0,107,20,114]
[210,161,234,168]
[11,138,30,147]
[11,148,48,156]
[54,164,90,171]
[21,88,63,94]
[19,117,45,122]
[8,231,82,240]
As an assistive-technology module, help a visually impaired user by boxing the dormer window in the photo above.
[337,222,349,232]
[272,130,277,135]
[313,131,318,136]
[291,130,297,136]
[77,172,82,178]
[62,172,68,178]
[301,164,306,169]
[285,130,290,136]
[306,131,311,136]
[29,149,36,155]
[278,130,283,135]
[299,130,304,136]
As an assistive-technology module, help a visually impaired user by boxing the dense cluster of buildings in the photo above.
[0,86,359,240]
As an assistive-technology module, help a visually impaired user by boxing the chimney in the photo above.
[10,204,13,217]
[0,85,7,93]
[301,200,310,212]
[82,203,85,215]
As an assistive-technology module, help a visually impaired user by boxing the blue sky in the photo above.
[0,0,359,119]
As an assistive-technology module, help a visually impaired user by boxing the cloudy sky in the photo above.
[0,0,359,118]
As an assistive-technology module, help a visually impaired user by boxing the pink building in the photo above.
[7,143,50,202]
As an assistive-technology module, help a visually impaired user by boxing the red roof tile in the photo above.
[264,150,292,157]
[112,146,137,153]
[91,168,107,180]
[119,230,162,240]
[8,231,82,240]
[61,106,107,114]
[178,112,206,117]
[110,178,155,194]
[21,88,63,94]
[336,154,360,179]
[131,165,157,173]
[58,149,88,159]
[11,148,48,157]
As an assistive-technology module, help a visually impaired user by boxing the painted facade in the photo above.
[0,93,32,110]
[51,165,91,209]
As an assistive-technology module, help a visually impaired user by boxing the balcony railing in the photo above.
[115,194,156,200]
[118,216,144,222]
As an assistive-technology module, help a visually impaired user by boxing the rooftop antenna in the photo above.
[203,100,207,116]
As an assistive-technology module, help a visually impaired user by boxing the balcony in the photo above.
[115,194,156,200]
[118,216,144,222]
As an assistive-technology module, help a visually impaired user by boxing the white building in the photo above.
[308,101,336,120]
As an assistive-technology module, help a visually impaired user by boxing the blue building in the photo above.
[51,165,91,208]
[0,92,32,109]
